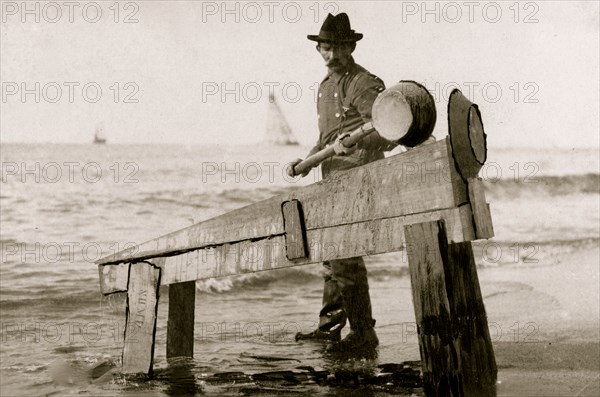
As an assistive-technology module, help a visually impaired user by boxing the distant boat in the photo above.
[266,93,299,146]
[93,123,107,144]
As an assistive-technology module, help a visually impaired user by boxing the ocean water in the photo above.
[0,143,598,396]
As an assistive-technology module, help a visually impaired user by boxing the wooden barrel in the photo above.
[372,80,437,147]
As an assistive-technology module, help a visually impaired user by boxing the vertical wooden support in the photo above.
[405,220,497,397]
[167,281,196,358]
[123,262,161,375]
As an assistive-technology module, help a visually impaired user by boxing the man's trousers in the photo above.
[317,256,375,332]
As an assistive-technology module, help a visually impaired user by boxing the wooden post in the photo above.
[123,262,161,375]
[405,220,497,397]
[167,281,196,359]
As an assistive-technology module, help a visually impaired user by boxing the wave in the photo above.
[0,287,105,310]
[484,173,599,197]
[134,186,299,211]
[0,238,20,245]
[472,237,599,267]
[196,268,321,294]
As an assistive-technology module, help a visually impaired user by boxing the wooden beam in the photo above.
[467,178,494,240]
[122,262,161,375]
[167,281,195,359]
[97,138,468,266]
[404,220,496,396]
[99,204,476,294]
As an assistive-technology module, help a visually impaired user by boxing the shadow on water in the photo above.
[156,357,201,396]
[149,348,423,397]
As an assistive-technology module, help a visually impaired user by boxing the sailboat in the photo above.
[266,93,299,146]
[93,123,107,144]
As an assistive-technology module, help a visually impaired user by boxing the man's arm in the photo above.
[306,142,321,158]
[350,74,398,152]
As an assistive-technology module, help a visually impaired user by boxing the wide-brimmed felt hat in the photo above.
[307,13,363,43]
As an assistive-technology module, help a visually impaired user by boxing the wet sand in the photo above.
[478,245,600,396]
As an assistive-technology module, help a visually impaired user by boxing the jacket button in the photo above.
[335,113,340,118]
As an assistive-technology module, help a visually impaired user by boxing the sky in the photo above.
[0,0,599,148]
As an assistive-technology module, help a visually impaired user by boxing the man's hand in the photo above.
[332,134,357,156]
[287,158,309,178]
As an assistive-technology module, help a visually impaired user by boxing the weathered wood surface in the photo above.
[404,220,496,396]
[97,138,467,266]
[99,204,476,294]
[281,200,308,260]
[122,262,161,375]
[373,80,437,147]
[167,281,195,359]
[467,178,494,240]
[448,89,487,179]
[98,261,129,294]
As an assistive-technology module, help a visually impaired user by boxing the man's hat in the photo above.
[307,13,363,43]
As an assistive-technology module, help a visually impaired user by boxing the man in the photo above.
[288,13,397,352]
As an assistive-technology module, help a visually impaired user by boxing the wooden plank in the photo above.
[167,281,195,359]
[122,262,161,375]
[97,138,468,265]
[404,220,496,396]
[99,204,476,294]
[467,178,494,239]
[281,200,307,260]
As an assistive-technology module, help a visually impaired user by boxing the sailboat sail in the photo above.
[266,94,299,145]
[94,123,107,144]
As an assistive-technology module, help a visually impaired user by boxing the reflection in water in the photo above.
[158,357,201,396]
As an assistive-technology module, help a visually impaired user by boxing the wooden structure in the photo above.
[96,88,497,396]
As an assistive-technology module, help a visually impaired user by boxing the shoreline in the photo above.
[479,245,600,396]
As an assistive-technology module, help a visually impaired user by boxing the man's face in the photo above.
[317,42,354,73]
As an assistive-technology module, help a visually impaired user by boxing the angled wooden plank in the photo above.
[97,138,468,265]
[167,281,195,359]
[99,204,476,294]
[122,262,161,375]
[467,177,494,240]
